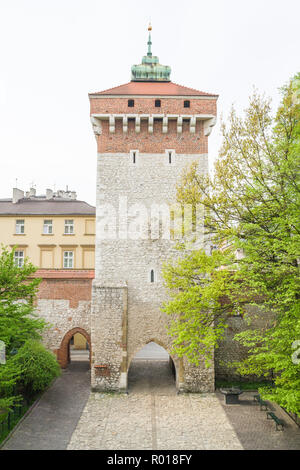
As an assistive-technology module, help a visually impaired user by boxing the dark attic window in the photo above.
[184,100,190,108]
[155,99,161,108]
[128,99,134,107]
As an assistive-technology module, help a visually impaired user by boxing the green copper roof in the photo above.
[131,26,171,82]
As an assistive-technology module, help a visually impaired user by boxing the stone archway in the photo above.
[57,327,91,368]
[128,339,178,373]
[127,340,179,393]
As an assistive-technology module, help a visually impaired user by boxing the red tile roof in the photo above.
[89,81,218,97]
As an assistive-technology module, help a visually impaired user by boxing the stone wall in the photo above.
[91,283,127,391]
[91,149,214,392]
[34,270,93,367]
[215,306,275,382]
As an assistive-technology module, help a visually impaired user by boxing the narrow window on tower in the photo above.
[130,150,139,165]
[184,100,190,108]
[155,99,161,108]
[150,269,155,283]
[166,149,175,165]
[128,99,134,107]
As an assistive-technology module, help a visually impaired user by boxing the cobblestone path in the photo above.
[68,360,243,450]
[68,359,300,450]
[1,360,90,450]
[2,355,300,450]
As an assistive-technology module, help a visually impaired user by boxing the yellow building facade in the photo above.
[0,187,96,270]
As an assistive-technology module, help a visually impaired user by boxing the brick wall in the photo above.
[90,96,216,117]
[96,120,208,154]
[34,270,94,367]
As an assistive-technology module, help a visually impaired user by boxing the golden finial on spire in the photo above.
[148,22,152,32]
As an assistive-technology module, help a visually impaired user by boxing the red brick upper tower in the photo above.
[89,25,218,155]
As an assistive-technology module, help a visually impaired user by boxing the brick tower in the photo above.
[89,26,218,392]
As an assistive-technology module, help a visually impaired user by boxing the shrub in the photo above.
[11,340,61,400]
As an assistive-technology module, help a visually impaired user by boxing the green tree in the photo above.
[163,75,300,414]
[0,246,56,412]
[0,246,45,356]
[162,248,241,367]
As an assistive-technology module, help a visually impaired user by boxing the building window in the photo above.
[15,219,25,234]
[184,100,190,108]
[128,99,134,107]
[150,269,155,283]
[14,250,24,267]
[64,219,74,234]
[43,220,53,234]
[155,99,161,107]
[132,151,136,164]
[63,251,74,268]
[168,152,172,164]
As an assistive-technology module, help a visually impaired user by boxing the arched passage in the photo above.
[127,341,177,393]
[57,327,91,369]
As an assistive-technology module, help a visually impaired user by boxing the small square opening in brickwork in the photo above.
[94,365,110,377]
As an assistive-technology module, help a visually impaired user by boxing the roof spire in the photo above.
[147,22,152,57]
[131,24,171,82]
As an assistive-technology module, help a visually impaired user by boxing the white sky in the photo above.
[0,0,299,205]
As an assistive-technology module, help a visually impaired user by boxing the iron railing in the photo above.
[0,400,28,442]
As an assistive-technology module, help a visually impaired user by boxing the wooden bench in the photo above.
[253,394,268,410]
[267,411,284,431]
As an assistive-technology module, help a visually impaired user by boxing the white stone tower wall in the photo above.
[91,150,215,392]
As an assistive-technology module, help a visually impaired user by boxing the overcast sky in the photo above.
[0,0,299,205]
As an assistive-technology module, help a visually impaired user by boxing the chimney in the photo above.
[13,188,24,204]
[46,188,53,200]
[29,187,36,197]
[71,191,77,200]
